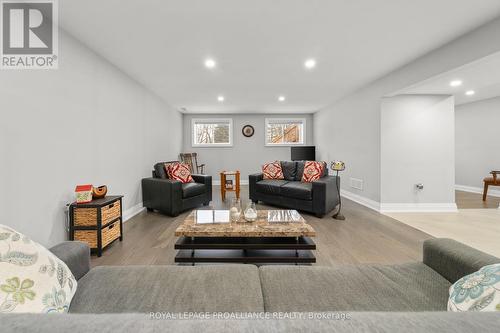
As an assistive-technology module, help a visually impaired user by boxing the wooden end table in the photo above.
[220,170,240,201]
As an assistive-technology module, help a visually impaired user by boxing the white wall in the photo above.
[182,113,314,181]
[380,95,456,211]
[0,30,182,247]
[456,97,500,193]
[314,17,500,205]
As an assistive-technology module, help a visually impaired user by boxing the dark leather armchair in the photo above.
[142,161,212,216]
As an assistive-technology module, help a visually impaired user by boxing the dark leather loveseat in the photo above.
[249,161,340,217]
[142,161,212,216]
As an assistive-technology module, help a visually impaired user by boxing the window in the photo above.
[192,118,233,147]
[265,118,305,146]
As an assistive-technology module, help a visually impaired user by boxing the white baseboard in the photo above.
[342,184,499,213]
[336,190,460,213]
[340,189,381,212]
[213,180,249,186]
[379,203,458,213]
[455,184,500,198]
[128,183,471,216]
[123,202,145,222]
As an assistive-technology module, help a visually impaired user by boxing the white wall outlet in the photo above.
[350,178,363,190]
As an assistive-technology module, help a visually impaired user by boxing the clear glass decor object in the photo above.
[229,198,242,222]
[244,202,258,222]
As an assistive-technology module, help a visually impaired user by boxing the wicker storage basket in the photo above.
[74,221,121,248]
[74,200,121,226]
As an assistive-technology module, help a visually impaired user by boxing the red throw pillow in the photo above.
[167,163,194,183]
[262,161,284,180]
[164,162,178,179]
[301,161,324,182]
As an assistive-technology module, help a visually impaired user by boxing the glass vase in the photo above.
[244,202,258,222]
[229,198,242,222]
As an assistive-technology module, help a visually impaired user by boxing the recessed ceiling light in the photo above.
[217,95,225,102]
[278,95,286,102]
[304,59,316,69]
[204,58,216,69]
[449,80,462,87]
[465,90,475,96]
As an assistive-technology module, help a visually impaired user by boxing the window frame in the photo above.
[191,118,233,147]
[264,118,306,147]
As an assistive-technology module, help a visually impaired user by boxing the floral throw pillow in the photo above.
[448,263,500,311]
[167,163,194,183]
[0,224,77,313]
[301,161,325,182]
[262,161,284,180]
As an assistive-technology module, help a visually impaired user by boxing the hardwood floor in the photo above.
[386,190,500,258]
[456,190,500,209]
[91,186,432,267]
[386,208,500,257]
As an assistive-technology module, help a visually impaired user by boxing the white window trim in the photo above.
[265,118,306,147]
[191,118,233,147]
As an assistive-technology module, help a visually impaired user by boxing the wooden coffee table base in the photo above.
[174,236,316,265]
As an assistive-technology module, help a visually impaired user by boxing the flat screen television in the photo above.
[291,146,315,161]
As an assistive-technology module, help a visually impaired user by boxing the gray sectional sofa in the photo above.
[2,238,500,332]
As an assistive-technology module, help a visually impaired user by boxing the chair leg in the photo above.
[483,183,489,201]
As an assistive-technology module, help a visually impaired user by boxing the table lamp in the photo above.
[330,161,346,220]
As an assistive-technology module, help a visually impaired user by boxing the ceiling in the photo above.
[59,0,500,113]
[391,52,500,105]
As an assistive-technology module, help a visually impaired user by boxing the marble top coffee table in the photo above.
[174,209,316,265]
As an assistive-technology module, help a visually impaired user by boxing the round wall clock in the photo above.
[242,125,255,137]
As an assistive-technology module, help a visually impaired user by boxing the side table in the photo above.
[69,195,123,257]
[220,170,240,201]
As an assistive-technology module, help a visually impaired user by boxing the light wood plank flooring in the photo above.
[387,209,500,257]
[91,186,431,267]
[386,191,500,258]
[387,190,500,257]
[456,190,500,209]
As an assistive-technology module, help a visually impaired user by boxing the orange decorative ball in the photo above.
[92,185,108,199]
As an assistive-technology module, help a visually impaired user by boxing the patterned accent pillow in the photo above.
[262,161,284,180]
[0,224,77,313]
[301,161,325,182]
[167,163,194,183]
[163,162,179,179]
[448,263,500,311]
